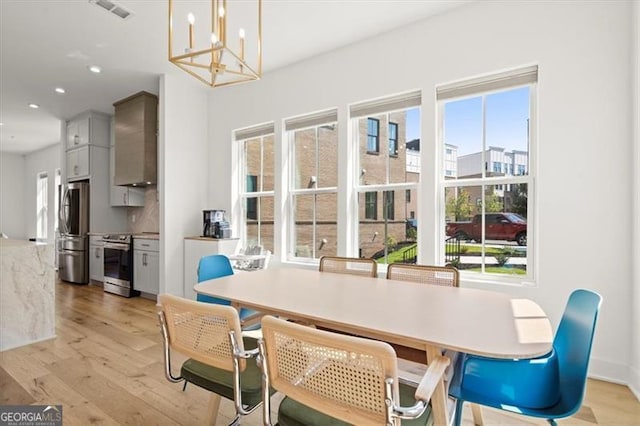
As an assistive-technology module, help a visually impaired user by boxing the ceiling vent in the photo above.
[89,0,133,20]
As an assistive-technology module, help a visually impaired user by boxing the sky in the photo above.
[405,86,530,156]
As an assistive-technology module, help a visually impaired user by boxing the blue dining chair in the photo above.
[196,254,260,331]
[448,289,602,426]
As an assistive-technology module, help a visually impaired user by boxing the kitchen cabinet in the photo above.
[183,237,239,300]
[66,117,89,149]
[134,238,159,296]
[65,112,110,150]
[109,144,144,207]
[89,235,104,282]
[66,146,90,181]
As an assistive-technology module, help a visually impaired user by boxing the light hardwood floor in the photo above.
[1,280,638,425]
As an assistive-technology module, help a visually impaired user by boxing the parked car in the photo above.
[445,213,527,246]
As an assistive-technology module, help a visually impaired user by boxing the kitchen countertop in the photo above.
[184,236,239,241]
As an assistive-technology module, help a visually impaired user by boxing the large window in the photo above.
[438,66,536,281]
[286,110,339,260]
[36,172,48,240]
[236,124,275,253]
[351,91,421,265]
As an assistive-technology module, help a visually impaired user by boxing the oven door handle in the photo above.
[104,243,130,251]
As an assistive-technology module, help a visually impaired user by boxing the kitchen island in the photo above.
[0,238,55,351]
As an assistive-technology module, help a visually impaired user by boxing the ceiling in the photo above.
[0,0,470,154]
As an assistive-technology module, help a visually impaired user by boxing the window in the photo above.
[246,175,258,220]
[236,124,275,253]
[36,172,48,240]
[351,91,421,265]
[388,122,398,156]
[439,65,536,281]
[365,192,377,220]
[367,118,379,153]
[286,110,339,260]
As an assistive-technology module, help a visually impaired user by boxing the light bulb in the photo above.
[210,33,218,44]
[218,6,225,17]
[239,28,245,39]
[187,13,195,24]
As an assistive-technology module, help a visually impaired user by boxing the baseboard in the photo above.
[588,356,632,386]
[629,365,640,401]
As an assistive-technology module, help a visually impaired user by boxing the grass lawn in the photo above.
[460,244,526,257]
[376,243,417,264]
[468,266,526,275]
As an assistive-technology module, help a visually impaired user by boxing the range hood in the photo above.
[113,91,158,186]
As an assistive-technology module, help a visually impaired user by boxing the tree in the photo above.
[510,184,528,216]
[485,192,503,212]
[446,189,473,221]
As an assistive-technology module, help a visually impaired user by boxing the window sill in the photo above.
[458,272,537,289]
[366,151,380,155]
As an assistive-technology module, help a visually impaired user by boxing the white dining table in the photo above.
[195,267,553,425]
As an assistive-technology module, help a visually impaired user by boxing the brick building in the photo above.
[244,110,418,260]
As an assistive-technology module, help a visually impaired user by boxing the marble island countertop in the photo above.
[1,238,55,351]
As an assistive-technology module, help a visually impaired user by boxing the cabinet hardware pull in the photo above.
[143,252,147,266]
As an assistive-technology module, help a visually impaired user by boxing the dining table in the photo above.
[195,267,553,425]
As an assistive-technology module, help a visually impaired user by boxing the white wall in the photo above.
[631,0,640,400]
[24,144,61,244]
[206,1,635,385]
[159,74,210,297]
[0,153,26,239]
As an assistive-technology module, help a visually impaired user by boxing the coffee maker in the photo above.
[202,210,231,238]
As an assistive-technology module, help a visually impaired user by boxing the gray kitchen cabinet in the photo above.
[66,116,89,149]
[66,145,90,181]
[89,235,104,282]
[65,112,109,150]
[133,238,159,295]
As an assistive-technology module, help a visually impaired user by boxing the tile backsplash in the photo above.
[127,186,159,234]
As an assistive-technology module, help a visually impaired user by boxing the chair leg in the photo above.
[206,393,222,426]
[547,420,557,426]
[471,403,484,425]
[454,399,464,426]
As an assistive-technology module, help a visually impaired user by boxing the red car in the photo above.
[446,213,527,246]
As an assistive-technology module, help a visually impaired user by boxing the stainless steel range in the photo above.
[103,234,137,297]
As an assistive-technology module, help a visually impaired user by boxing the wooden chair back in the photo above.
[158,294,247,372]
[386,263,459,287]
[260,315,399,424]
[319,256,377,277]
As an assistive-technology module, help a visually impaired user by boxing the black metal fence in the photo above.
[445,237,460,266]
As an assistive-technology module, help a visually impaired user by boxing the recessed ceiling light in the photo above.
[88,65,102,73]
[28,103,40,109]
[55,87,66,94]
[0,123,4,126]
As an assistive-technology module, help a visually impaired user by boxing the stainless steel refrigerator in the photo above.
[58,181,89,284]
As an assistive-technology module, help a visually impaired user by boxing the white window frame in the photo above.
[235,123,275,251]
[285,109,339,262]
[350,90,421,265]
[36,171,48,241]
[437,66,537,286]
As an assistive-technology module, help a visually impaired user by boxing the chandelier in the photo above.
[168,0,262,88]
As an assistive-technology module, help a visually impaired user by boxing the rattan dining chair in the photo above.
[318,255,378,277]
[258,315,450,426]
[157,294,263,425]
[386,263,459,287]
